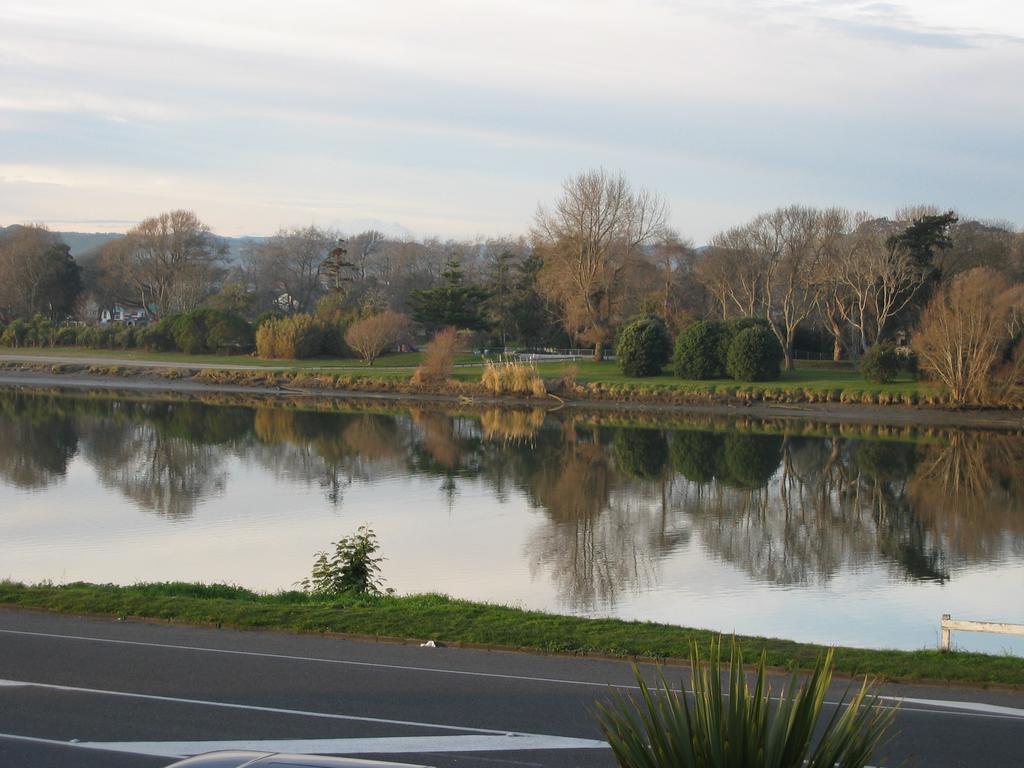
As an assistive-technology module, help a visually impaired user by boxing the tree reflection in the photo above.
[0,393,78,489]
[3,390,1024,609]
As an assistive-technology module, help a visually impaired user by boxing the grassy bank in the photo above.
[0,348,952,407]
[2,581,1022,687]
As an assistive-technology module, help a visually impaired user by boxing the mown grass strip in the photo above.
[2,581,1021,688]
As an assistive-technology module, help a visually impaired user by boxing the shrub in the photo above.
[207,314,255,353]
[727,316,772,336]
[170,312,210,354]
[913,268,1024,405]
[257,314,325,359]
[726,326,783,382]
[412,326,461,384]
[1,319,28,348]
[113,326,138,349]
[481,359,546,396]
[859,343,900,384]
[300,526,386,597]
[616,315,672,377]
[317,320,350,357]
[95,327,117,349]
[343,311,410,365]
[597,637,895,768]
[673,320,730,379]
[54,326,77,346]
[140,319,176,352]
[253,310,284,330]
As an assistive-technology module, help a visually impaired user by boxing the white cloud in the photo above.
[0,0,1021,241]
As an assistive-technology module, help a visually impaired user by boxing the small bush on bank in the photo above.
[300,526,387,597]
[141,319,176,352]
[412,326,462,384]
[53,326,77,346]
[206,313,255,353]
[860,343,900,384]
[616,315,672,377]
[726,326,783,381]
[673,320,730,379]
[481,358,546,396]
[0,319,28,348]
[343,311,410,366]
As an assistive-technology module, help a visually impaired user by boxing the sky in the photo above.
[0,0,1022,243]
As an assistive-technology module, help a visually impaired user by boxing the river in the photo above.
[2,388,1022,655]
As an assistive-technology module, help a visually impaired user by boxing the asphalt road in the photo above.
[1,609,1023,768]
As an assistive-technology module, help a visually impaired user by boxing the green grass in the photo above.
[2,581,1021,687]
[2,346,939,399]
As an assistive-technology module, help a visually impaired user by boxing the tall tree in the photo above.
[408,260,489,331]
[533,169,668,361]
[0,225,82,321]
[241,225,334,313]
[118,210,225,316]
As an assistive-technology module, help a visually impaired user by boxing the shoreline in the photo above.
[1,367,1022,431]
[2,581,1022,689]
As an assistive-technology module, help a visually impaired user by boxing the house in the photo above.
[275,293,300,312]
[100,304,150,325]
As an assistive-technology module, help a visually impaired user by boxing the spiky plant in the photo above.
[597,638,895,768]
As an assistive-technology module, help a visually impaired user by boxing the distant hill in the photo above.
[0,225,258,264]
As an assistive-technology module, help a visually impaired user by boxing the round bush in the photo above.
[140,319,176,352]
[726,327,783,382]
[673,320,730,379]
[616,315,672,377]
[207,314,255,353]
[860,343,900,384]
[727,316,771,336]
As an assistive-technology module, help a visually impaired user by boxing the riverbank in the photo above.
[2,581,1022,688]
[0,349,947,407]
[1,365,1023,431]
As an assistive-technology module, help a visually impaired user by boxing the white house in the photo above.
[100,304,150,325]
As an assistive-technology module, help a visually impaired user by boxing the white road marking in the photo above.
[0,678,522,736]
[2,627,1023,722]
[880,695,1024,719]
[76,735,608,758]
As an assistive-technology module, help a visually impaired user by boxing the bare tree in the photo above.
[533,169,669,361]
[700,206,833,369]
[706,226,762,319]
[241,225,335,314]
[119,210,225,316]
[914,268,1024,405]
[344,310,411,365]
[349,230,385,282]
[833,217,928,353]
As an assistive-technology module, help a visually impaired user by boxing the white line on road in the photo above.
[76,735,609,758]
[0,677,530,736]
[3,627,1024,722]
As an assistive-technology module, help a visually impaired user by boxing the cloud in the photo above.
[0,0,1022,241]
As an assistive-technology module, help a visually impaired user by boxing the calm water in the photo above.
[2,389,1023,655]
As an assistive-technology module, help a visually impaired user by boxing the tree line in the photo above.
[1,169,1021,398]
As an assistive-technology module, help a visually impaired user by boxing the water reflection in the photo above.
[1,391,1023,616]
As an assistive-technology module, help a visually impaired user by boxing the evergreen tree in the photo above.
[408,260,490,331]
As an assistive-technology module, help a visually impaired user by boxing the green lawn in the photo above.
[1,346,936,398]
[2,580,1020,687]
